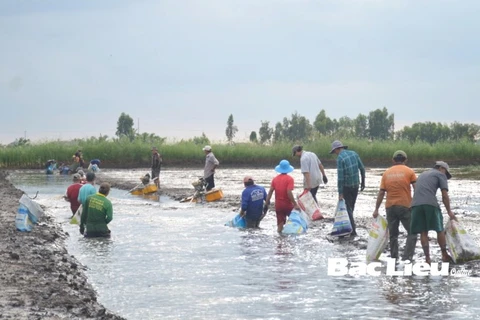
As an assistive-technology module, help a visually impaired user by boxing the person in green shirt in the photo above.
[80,182,113,238]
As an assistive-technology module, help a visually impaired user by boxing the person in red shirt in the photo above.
[64,173,83,216]
[265,159,300,232]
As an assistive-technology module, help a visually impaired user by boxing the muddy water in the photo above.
[9,167,480,320]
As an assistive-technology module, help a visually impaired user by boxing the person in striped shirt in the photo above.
[330,140,365,237]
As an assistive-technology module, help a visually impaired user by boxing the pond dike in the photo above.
[0,170,126,320]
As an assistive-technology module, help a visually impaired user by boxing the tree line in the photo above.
[109,110,480,146]
[4,109,476,149]
[236,107,479,145]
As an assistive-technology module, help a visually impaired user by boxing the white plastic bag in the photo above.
[330,199,352,237]
[70,205,82,225]
[445,219,480,263]
[297,190,324,220]
[366,215,389,262]
[19,194,44,224]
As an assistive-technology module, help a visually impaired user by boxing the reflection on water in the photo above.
[8,169,480,320]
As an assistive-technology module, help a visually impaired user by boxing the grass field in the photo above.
[1,138,480,170]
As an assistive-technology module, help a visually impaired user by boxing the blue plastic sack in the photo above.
[16,204,33,232]
[225,213,246,228]
[60,166,70,175]
[282,210,308,234]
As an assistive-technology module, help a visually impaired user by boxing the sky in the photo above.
[1,0,479,144]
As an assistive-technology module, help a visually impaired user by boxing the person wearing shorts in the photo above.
[410,161,457,264]
[265,160,300,233]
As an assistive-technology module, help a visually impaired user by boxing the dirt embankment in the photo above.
[0,170,126,320]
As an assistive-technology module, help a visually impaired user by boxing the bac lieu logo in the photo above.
[328,258,472,277]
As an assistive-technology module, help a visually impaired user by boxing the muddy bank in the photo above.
[0,170,125,320]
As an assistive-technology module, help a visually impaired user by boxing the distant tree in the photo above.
[331,119,339,135]
[8,137,30,147]
[258,121,273,144]
[249,131,258,143]
[354,114,368,139]
[313,109,334,135]
[336,116,354,138]
[367,107,394,140]
[281,112,313,142]
[225,114,238,144]
[396,122,450,144]
[192,132,210,145]
[116,112,135,141]
[273,122,283,144]
[136,132,166,144]
[450,122,480,142]
[98,134,109,142]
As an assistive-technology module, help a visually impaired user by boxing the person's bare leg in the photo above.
[420,232,430,264]
[437,231,452,262]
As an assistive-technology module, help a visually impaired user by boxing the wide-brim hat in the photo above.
[330,140,348,154]
[275,159,294,174]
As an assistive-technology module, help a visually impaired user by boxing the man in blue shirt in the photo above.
[78,172,97,206]
[239,176,267,228]
[330,140,366,237]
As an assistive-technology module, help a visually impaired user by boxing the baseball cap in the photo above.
[393,150,407,158]
[435,161,452,179]
[243,176,254,183]
[202,145,212,151]
[292,145,302,156]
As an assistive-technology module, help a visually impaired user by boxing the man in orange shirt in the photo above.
[373,150,417,261]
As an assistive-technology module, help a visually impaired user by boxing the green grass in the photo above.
[1,138,480,169]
